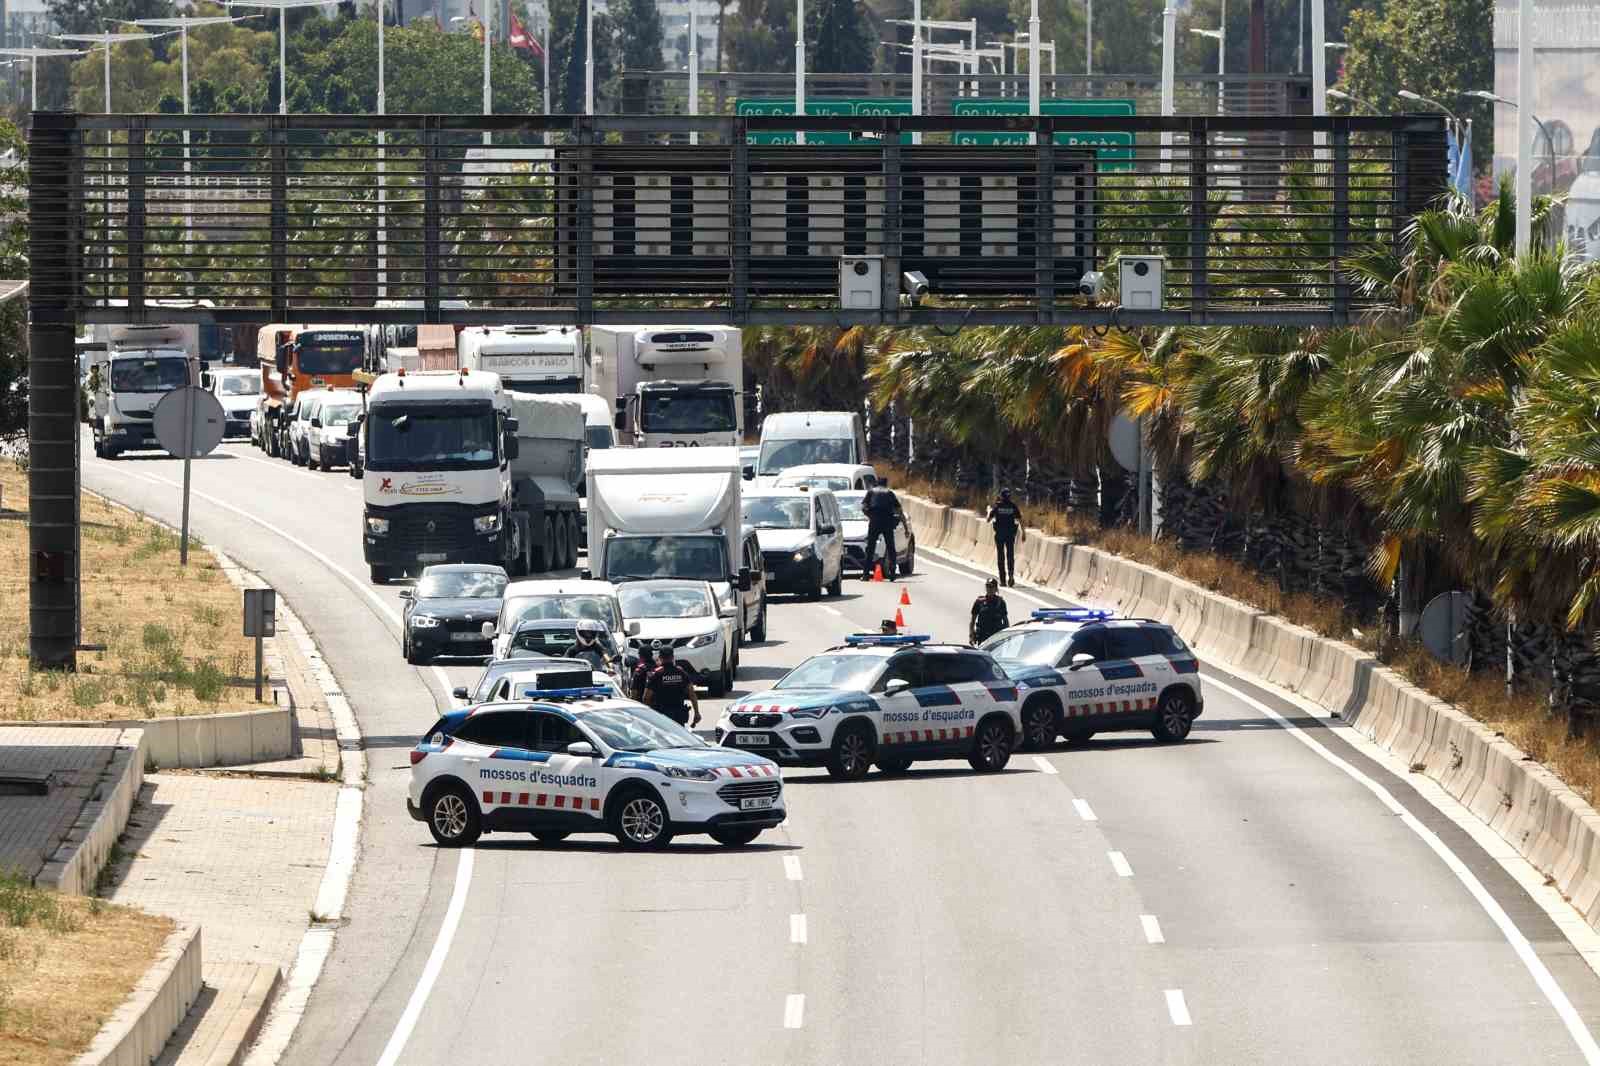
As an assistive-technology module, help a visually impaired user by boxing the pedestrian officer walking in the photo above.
[644,644,701,728]
[987,488,1024,587]
[630,643,657,701]
[862,475,902,582]
[969,578,1010,645]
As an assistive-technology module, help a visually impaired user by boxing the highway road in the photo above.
[83,431,1600,1065]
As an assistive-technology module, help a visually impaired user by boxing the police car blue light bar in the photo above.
[517,685,615,700]
[842,633,932,646]
[1029,608,1114,623]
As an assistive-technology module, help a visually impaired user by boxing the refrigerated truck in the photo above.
[587,325,743,448]
[458,326,585,395]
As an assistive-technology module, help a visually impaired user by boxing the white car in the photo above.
[836,490,916,576]
[617,580,736,696]
[742,487,846,598]
[716,634,1022,779]
[408,686,786,848]
[980,609,1206,747]
[305,389,363,470]
[488,579,627,661]
[203,367,261,439]
[773,462,878,493]
[454,654,613,705]
[286,394,321,466]
[470,662,619,703]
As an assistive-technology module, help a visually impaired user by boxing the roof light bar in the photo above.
[1029,608,1114,623]
[842,633,932,646]
[517,685,614,700]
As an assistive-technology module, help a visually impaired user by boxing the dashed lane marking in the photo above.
[1165,990,1192,1026]
[1031,755,1058,775]
[1141,915,1165,944]
[1108,851,1133,877]
[784,993,806,1029]
[1073,798,1098,822]
[784,855,803,881]
[790,914,807,944]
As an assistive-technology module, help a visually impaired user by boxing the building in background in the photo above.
[658,0,722,71]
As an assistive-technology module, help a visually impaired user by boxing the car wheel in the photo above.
[425,783,481,847]
[708,657,729,697]
[825,722,874,780]
[1021,696,1060,751]
[710,827,763,847]
[308,446,320,471]
[370,565,391,585]
[1152,690,1195,743]
[900,541,916,576]
[610,787,673,848]
[750,599,768,642]
[532,830,569,844]
[876,755,913,774]
[828,568,843,597]
[967,716,1014,773]
[92,433,104,458]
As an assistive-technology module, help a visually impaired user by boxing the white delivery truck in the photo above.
[89,347,194,458]
[755,410,869,483]
[584,446,757,631]
[359,371,585,584]
[458,326,585,395]
[587,325,743,448]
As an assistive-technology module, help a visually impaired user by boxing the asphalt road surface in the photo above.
[83,431,1600,1065]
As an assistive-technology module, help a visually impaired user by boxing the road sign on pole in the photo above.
[154,384,225,566]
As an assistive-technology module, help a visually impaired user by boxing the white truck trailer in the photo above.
[587,325,742,448]
[458,326,585,396]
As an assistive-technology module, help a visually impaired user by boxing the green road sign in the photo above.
[951,99,1136,170]
[737,98,912,145]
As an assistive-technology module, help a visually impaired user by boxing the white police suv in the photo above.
[980,609,1205,747]
[409,682,786,849]
[715,634,1023,779]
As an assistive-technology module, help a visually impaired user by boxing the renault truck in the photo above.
[587,325,742,448]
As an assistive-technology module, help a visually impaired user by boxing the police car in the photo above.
[715,634,1022,780]
[408,682,786,849]
[979,609,1205,748]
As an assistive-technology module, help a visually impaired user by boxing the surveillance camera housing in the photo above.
[902,271,929,301]
[1078,271,1106,298]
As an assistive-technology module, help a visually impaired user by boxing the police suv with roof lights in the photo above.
[979,609,1204,747]
[715,634,1023,779]
[409,681,786,849]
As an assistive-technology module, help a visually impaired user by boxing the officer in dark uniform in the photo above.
[644,644,701,727]
[969,578,1010,645]
[862,476,902,581]
[629,643,657,701]
[987,488,1024,587]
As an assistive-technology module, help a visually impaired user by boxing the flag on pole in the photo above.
[1447,119,1474,205]
[510,12,541,55]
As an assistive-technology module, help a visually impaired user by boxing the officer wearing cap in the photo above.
[970,577,1010,645]
[644,644,701,727]
[880,618,899,636]
[987,488,1025,587]
[630,643,658,701]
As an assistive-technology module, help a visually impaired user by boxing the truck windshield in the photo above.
[640,390,737,434]
[605,536,727,582]
[758,438,853,476]
[366,404,498,470]
[502,377,583,395]
[109,358,186,393]
[297,333,365,376]
[585,426,614,450]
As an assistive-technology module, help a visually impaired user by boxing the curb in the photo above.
[38,727,147,896]
[13,706,294,771]
[73,923,203,1066]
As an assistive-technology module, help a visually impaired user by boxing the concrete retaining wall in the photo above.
[39,728,146,896]
[74,924,202,1066]
[902,493,1600,937]
[19,702,293,771]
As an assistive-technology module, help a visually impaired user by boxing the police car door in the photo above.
[527,710,606,826]
[871,652,927,752]
[452,709,538,824]
[917,651,993,751]
[1057,628,1109,727]
[1095,627,1164,724]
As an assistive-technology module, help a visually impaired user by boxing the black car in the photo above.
[401,564,510,665]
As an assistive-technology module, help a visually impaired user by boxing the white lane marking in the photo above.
[1108,851,1133,877]
[1204,673,1600,1064]
[1165,990,1192,1026]
[225,447,361,489]
[783,993,806,1029]
[1030,755,1058,775]
[784,855,803,881]
[1073,798,1098,822]
[819,605,846,618]
[1141,914,1165,944]
[790,914,808,944]
[375,848,476,1066]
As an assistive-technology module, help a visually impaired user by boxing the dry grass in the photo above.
[0,875,173,1066]
[0,462,265,721]
[889,462,1600,804]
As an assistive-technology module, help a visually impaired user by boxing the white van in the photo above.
[755,411,867,483]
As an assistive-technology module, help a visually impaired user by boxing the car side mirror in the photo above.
[504,435,519,461]
[399,589,413,600]
[613,411,626,431]
[1070,652,1095,670]
[817,524,835,535]
[626,621,641,636]
[346,421,359,436]
[884,678,911,696]
[311,418,322,428]
[737,566,752,592]
[504,417,519,433]
[451,686,469,701]
[566,741,598,758]
[200,372,213,388]
[481,621,496,639]
[742,465,755,480]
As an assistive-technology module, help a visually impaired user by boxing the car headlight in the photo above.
[787,705,830,720]
[366,516,389,535]
[686,632,718,649]
[792,548,814,562]
[660,765,717,781]
[474,513,501,534]
[411,614,441,628]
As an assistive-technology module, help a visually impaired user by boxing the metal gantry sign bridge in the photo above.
[27,111,1445,666]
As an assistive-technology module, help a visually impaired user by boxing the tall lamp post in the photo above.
[227,0,338,115]
[1159,0,1175,170]
[1326,86,1379,112]
[1189,13,1224,115]
[52,31,162,111]
[1463,88,1555,203]
[0,46,86,112]
[688,0,699,144]
[450,8,494,141]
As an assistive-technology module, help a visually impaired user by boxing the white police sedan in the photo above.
[715,634,1023,779]
[409,684,786,849]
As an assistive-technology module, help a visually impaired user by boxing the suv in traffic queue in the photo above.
[980,609,1205,747]
[742,486,846,599]
[409,686,787,849]
[715,634,1022,779]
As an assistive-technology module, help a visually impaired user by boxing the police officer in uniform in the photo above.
[987,488,1024,587]
[630,643,657,701]
[969,578,1010,645]
[862,476,902,581]
[644,644,701,727]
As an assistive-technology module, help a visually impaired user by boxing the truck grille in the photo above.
[386,508,478,554]
[717,780,782,803]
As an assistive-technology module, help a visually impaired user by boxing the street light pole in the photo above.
[378,0,387,297]
[795,0,805,144]
[482,0,491,144]
[1027,0,1040,123]
[1464,89,1555,209]
[1310,0,1326,148]
[688,0,698,144]
[227,1,338,117]
[1160,0,1175,171]
[585,0,594,114]
[1085,0,1091,75]
[911,0,920,144]
[1515,0,1533,255]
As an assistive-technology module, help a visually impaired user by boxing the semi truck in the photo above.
[587,325,743,448]
[458,326,585,395]
[360,370,585,584]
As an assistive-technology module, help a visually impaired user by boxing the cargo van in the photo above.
[755,411,867,482]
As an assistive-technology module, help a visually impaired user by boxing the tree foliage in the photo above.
[1339,0,1492,133]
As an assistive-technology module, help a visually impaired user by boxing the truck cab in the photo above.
[588,325,743,448]
[256,324,367,458]
[458,326,585,395]
[90,347,193,458]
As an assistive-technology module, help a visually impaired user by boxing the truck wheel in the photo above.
[532,518,554,572]
[553,516,570,572]
[567,514,582,568]
[370,565,391,585]
[92,434,104,458]
[307,446,320,471]
[827,569,843,597]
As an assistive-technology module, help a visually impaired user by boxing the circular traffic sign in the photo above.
[153,385,226,459]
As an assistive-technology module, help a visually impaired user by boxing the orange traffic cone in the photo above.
[899,586,911,606]
[872,562,885,582]
[894,607,906,628]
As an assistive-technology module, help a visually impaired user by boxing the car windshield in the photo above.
[109,358,186,393]
[742,497,811,529]
[783,476,850,491]
[639,390,737,434]
[322,404,360,426]
[366,405,498,470]
[580,705,708,752]
[981,628,1075,666]
[502,594,620,632]
[511,626,618,658]
[297,333,365,375]
[416,570,506,599]
[619,586,712,619]
[774,653,883,692]
[604,536,727,582]
[836,496,866,520]
[758,438,853,476]
[217,374,260,396]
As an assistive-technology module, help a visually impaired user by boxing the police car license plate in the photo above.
[740,796,775,810]
[417,552,447,563]
[733,733,766,745]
